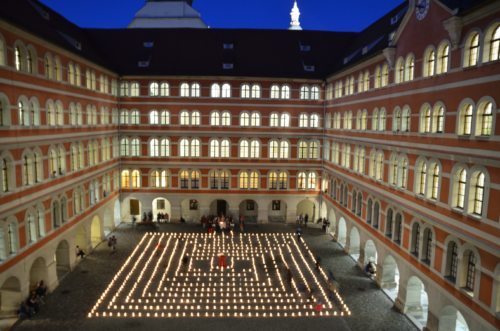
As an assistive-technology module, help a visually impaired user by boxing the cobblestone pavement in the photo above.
[10,223,417,331]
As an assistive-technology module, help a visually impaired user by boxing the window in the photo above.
[280,113,290,127]
[160,138,170,157]
[300,86,309,100]
[420,104,432,133]
[180,170,189,189]
[297,172,306,190]
[160,110,170,125]
[416,160,427,195]
[211,83,221,98]
[281,85,290,99]
[429,163,440,200]
[424,48,436,77]
[180,83,190,97]
[150,110,159,125]
[405,55,415,81]
[149,82,159,96]
[221,170,230,189]
[269,141,278,159]
[239,140,249,158]
[239,172,249,189]
[411,223,420,256]
[15,46,23,71]
[395,57,404,83]
[381,64,389,86]
[298,141,308,159]
[455,168,467,209]
[278,172,288,189]
[269,171,278,189]
[210,140,219,158]
[180,111,190,125]
[191,111,200,126]
[249,171,259,189]
[270,85,280,99]
[221,139,230,158]
[160,82,170,96]
[250,112,260,127]
[299,114,308,128]
[458,103,473,135]
[210,112,220,126]
[191,138,200,157]
[251,85,261,98]
[191,83,201,97]
[240,112,250,127]
[221,83,231,98]
[311,86,320,100]
[310,141,319,159]
[0,37,5,66]
[422,228,433,264]
[375,152,384,180]
[130,110,140,125]
[470,171,485,215]
[446,241,458,283]
[437,42,450,74]
[464,251,477,292]
[385,208,393,238]
[374,66,381,88]
[432,105,445,133]
[130,138,140,156]
[250,140,260,158]
[150,139,159,157]
[476,101,493,136]
[464,33,480,67]
[221,111,231,126]
[307,172,316,189]
[279,141,289,159]
[130,82,140,97]
[121,170,130,188]
[191,171,200,189]
[241,84,250,98]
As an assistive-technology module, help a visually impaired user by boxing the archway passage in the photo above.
[29,257,48,290]
[0,277,22,314]
[90,215,102,247]
[364,240,378,265]
[438,305,469,331]
[75,225,87,253]
[349,227,360,261]
[152,197,172,222]
[327,208,336,237]
[405,276,429,330]
[209,199,229,217]
[239,200,258,223]
[381,255,400,302]
[55,240,71,280]
[296,199,315,224]
[337,218,347,247]
[268,199,287,223]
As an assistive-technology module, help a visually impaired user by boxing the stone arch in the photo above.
[364,239,378,265]
[75,225,87,252]
[113,200,121,226]
[0,276,22,314]
[296,199,315,223]
[152,197,172,221]
[381,255,400,302]
[438,305,469,331]
[267,199,287,223]
[29,257,48,290]
[122,197,142,222]
[328,208,336,236]
[209,199,230,218]
[90,215,102,247]
[103,208,114,236]
[404,276,429,330]
[337,217,347,247]
[349,226,360,261]
[239,199,258,223]
[55,240,70,280]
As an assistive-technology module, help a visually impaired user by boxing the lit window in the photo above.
[455,168,467,209]
[470,172,485,215]
[458,104,473,135]
[281,85,290,99]
[180,83,190,97]
[270,113,279,127]
[210,112,220,126]
[280,113,290,127]
[251,85,261,98]
[239,172,249,189]
[160,82,170,96]
[191,83,200,97]
[150,110,159,124]
[464,33,480,67]
[241,84,250,98]
[299,114,308,128]
[211,83,221,98]
[240,112,250,126]
[249,171,259,189]
[239,140,249,158]
[270,85,280,99]
[221,111,231,126]
[149,82,159,96]
[180,111,190,125]
[250,112,260,127]
[437,42,449,74]
[477,102,493,136]
[221,83,231,98]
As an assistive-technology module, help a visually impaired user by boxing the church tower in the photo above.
[128,0,208,29]
[289,1,302,30]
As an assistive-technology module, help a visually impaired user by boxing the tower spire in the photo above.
[289,1,302,30]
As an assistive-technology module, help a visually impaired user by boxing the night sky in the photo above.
[39,0,404,32]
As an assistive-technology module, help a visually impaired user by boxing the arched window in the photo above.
[307,172,316,189]
[280,113,290,127]
[476,101,493,136]
[395,57,404,83]
[297,172,306,190]
[191,138,200,157]
[180,170,189,189]
[160,82,170,96]
[429,162,440,200]
[239,140,249,158]
[269,172,278,189]
[269,113,278,127]
[241,84,250,98]
[221,139,230,158]
[445,241,459,283]
[437,42,450,74]
[464,32,480,67]
[462,250,477,293]
[151,170,160,188]
[279,172,288,189]
[210,140,220,158]
[483,24,500,62]
[130,138,140,156]
[394,213,402,244]
[385,208,393,238]
[251,85,261,98]
[455,168,467,209]
[420,104,432,133]
[372,108,379,131]
[299,113,308,127]
[221,111,231,126]
[210,170,220,189]
[375,152,384,180]
[249,171,259,189]
[269,140,279,159]
[221,170,230,189]
[180,83,190,97]
[150,110,159,124]
[279,141,289,159]
[423,47,436,77]
[180,110,190,125]
[120,138,129,156]
[149,82,159,96]
[310,141,319,159]
[210,111,220,126]
[366,199,373,223]
[239,172,249,189]
[191,111,200,126]
[7,221,19,254]
[411,222,421,256]
[179,139,189,157]
[298,141,308,159]
[469,171,485,215]
[432,105,445,133]
[374,66,381,88]
[240,112,250,127]
[160,138,170,157]
[131,170,141,188]
[0,37,5,66]
[311,86,320,100]
[458,103,473,135]
[416,160,427,195]
[191,83,200,97]
[130,110,140,125]
[381,64,389,86]
[14,45,24,71]
[281,85,290,99]
[211,83,221,98]
[250,112,260,127]
[121,170,130,188]
[300,86,309,100]
[221,83,231,98]
[270,85,280,99]
[250,140,260,158]
[405,55,415,81]
[422,228,433,264]
[191,170,200,189]
[150,139,159,157]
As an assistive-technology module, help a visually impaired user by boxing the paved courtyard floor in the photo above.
[9,223,418,331]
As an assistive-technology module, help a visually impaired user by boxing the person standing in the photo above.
[304,213,309,227]
[76,245,85,259]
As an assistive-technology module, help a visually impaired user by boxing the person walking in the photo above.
[76,245,85,259]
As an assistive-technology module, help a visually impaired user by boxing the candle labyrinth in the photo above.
[88,232,351,318]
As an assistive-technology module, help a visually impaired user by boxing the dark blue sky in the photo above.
[39,0,404,32]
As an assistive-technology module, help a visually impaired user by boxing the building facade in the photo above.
[0,0,499,330]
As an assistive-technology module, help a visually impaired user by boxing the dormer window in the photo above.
[138,61,150,68]
[223,43,234,50]
[143,41,154,48]
[303,64,315,72]
[223,63,234,70]
[300,43,311,52]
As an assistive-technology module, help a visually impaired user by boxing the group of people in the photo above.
[295,213,310,227]
[156,212,169,223]
[107,235,117,251]
[18,280,47,319]
[201,214,243,233]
